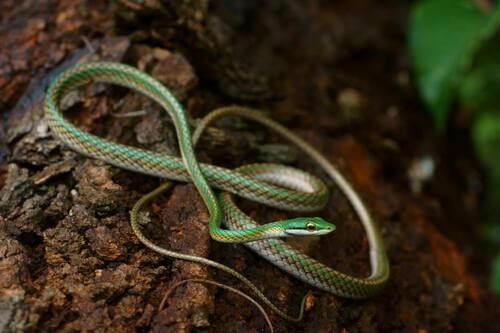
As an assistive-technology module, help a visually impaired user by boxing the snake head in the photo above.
[282,217,336,237]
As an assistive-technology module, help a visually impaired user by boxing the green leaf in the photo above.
[460,31,500,113]
[409,0,500,129]
[490,252,500,293]
[461,63,500,113]
[473,112,500,181]
[472,112,500,227]
[482,222,500,247]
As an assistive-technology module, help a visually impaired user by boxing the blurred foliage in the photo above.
[409,0,500,291]
[409,0,499,129]
[492,254,500,293]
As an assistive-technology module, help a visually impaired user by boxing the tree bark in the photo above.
[1,1,499,332]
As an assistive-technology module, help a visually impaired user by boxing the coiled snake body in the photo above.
[44,61,389,322]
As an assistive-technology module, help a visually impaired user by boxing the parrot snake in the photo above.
[44,61,389,323]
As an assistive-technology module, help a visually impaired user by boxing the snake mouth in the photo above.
[284,227,335,237]
[318,227,335,235]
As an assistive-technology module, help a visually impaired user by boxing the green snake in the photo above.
[44,61,389,321]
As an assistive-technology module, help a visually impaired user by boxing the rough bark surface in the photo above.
[1,0,500,332]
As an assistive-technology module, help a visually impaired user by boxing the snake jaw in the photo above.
[284,228,334,237]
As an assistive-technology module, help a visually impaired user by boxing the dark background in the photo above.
[1,1,499,332]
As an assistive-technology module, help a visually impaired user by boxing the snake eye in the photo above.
[306,222,316,231]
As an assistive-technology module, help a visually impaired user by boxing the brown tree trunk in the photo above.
[1,1,499,332]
